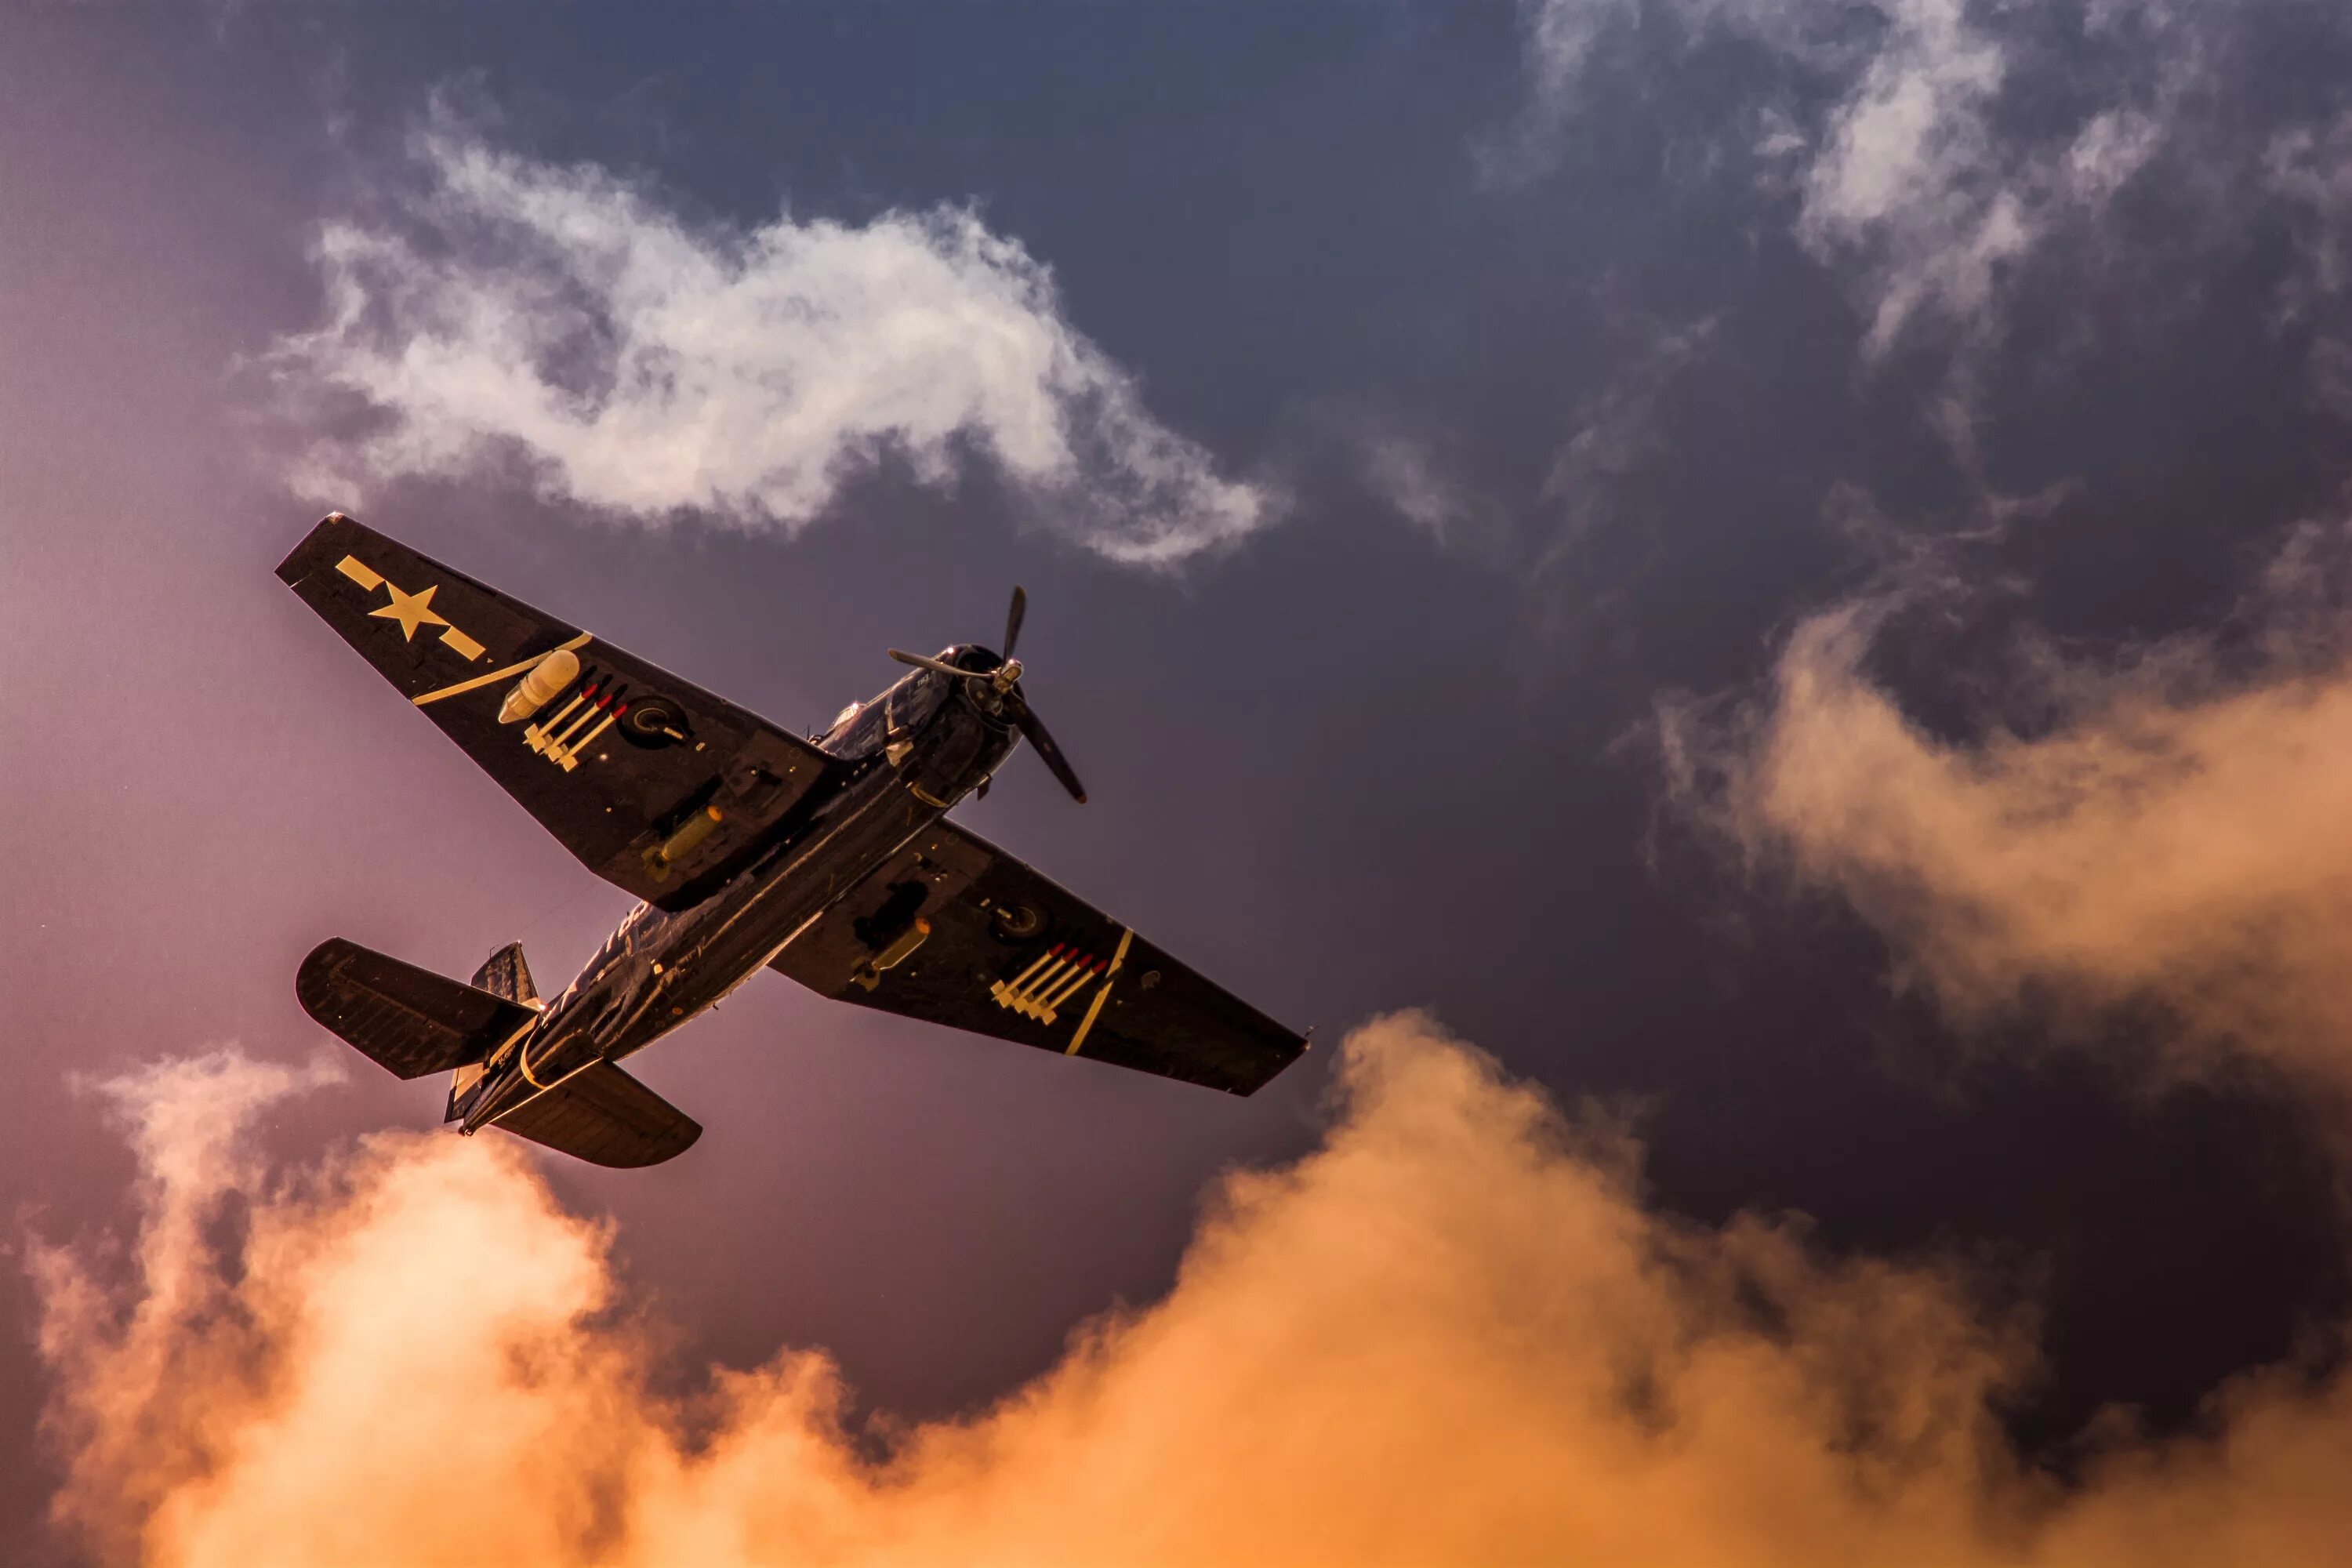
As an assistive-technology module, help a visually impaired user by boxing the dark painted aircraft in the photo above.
[278,514,1306,1167]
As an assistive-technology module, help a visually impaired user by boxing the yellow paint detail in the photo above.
[370,580,449,641]
[336,555,384,590]
[556,712,615,771]
[1041,961,1100,1013]
[527,695,586,753]
[414,634,593,707]
[439,626,486,662]
[1065,927,1135,1056]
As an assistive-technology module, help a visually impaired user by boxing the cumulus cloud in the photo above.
[267,124,1272,568]
[1661,521,2352,1094]
[34,1021,2352,1566]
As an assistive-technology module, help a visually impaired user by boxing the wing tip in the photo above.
[275,510,361,586]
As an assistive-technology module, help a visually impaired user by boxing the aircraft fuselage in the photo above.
[453,650,1018,1132]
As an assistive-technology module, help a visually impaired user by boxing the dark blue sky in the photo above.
[10,3,2352,1556]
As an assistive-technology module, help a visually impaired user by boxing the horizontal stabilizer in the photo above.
[491,1062,702,1168]
[297,938,539,1080]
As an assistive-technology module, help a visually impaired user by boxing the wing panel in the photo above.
[768,825,1306,1095]
[277,514,829,906]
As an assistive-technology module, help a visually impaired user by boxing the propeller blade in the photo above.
[887,648,972,680]
[1003,585,1028,662]
[1010,695,1087,804]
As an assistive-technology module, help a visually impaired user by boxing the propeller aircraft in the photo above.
[278,514,1306,1167]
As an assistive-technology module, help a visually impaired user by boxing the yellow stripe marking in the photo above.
[439,626,486,661]
[546,699,604,755]
[989,949,1058,1011]
[412,633,593,707]
[556,712,615,770]
[1066,928,1134,1055]
[527,694,586,753]
[1041,961,1101,1011]
[336,555,384,590]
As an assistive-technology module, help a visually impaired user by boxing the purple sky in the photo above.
[11,3,2352,1559]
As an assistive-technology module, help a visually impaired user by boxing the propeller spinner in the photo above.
[888,586,1087,804]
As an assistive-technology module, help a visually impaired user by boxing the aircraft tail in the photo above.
[450,941,542,1117]
[469,940,540,1009]
[296,938,539,1081]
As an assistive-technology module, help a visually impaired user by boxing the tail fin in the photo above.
[296,938,538,1081]
[470,942,540,1009]
[452,942,542,1118]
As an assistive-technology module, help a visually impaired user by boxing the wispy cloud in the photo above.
[1661,518,2352,1098]
[267,122,1273,568]
[1498,0,2233,366]
[34,1022,2352,1566]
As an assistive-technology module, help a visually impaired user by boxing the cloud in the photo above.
[1489,0,1643,181]
[31,1050,343,1566]
[1499,1,2217,361]
[267,123,1272,568]
[1794,0,2028,358]
[1540,314,1715,563]
[1660,521,2352,1094]
[34,1021,2352,1566]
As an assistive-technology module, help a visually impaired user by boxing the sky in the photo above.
[8,2,2352,1563]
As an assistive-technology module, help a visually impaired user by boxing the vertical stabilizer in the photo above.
[448,941,540,1120]
[470,942,540,1009]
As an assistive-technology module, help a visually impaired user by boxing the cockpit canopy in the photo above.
[815,646,1000,758]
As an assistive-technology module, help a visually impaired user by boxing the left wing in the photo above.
[278,513,828,909]
[768,822,1306,1094]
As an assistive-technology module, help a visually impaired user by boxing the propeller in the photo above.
[887,585,1087,804]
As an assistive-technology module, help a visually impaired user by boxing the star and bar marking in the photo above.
[337,555,486,661]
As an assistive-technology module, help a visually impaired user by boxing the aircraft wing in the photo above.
[278,513,828,909]
[768,821,1307,1094]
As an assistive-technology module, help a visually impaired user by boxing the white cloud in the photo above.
[1795,0,2016,354]
[269,125,1272,568]
[1361,434,1480,542]
[1503,0,2198,364]
[1490,0,1644,180]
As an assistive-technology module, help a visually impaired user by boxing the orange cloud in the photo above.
[32,1019,2352,1566]
[1664,555,2352,1094]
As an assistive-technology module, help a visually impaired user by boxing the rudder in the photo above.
[470,941,540,1009]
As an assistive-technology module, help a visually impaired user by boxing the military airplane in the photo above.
[278,514,1305,1167]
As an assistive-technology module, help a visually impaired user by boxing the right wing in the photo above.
[768,822,1307,1095]
[278,514,829,909]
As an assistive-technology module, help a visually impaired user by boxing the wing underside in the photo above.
[768,823,1306,1095]
[277,513,829,909]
